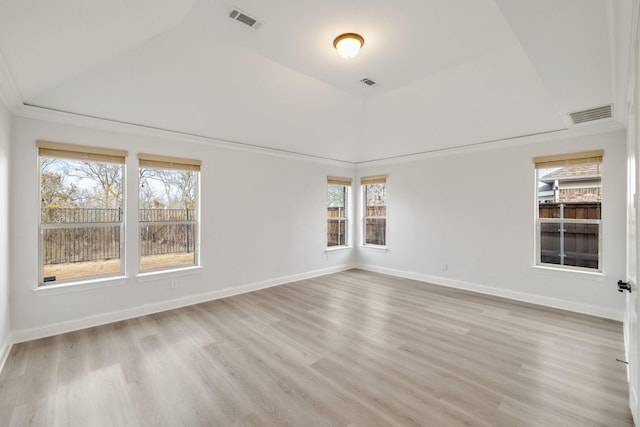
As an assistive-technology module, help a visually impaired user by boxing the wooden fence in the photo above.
[538,202,600,269]
[365,206,386,245]
[538,203,600,220]
[327,207,346,246]
[326,206,387,246]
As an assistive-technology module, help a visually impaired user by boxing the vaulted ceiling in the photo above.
[0,0,634,162]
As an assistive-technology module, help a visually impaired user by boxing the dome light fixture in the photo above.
[333,33,364,59]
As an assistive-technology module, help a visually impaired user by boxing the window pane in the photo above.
[365,183,386,216]
[537,160,601,271]
[540,222,599,270]
[42,225,121,282]
[140,224,196,270]
[327,184,348,247]
[540,222,562,265]
[40,157,124,285]
[139,167,198,271]
[327,219,346,247]
[564,223,599,269]
[365,218,386,246]
[364,183,386,246]
[537,162,601,205]
[328,184,346,216]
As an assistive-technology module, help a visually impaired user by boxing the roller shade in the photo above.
[37,140,127,164]
[327,176,352,186]
[534,150,603,169]
[360,175,387,185]
[138,153,201,171]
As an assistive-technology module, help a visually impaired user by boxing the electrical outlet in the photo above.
[170,280,178,289]
[441,263,448,271]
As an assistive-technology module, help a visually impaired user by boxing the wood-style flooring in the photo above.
[0,269,633,426]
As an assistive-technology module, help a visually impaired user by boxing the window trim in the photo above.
[361,175,387,248]
[533,152,603,273]
[37,141,128,286]
[327,177,351,249]
[33,275,129,295]
[138,156,201,273]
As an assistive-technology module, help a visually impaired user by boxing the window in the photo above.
[327,176,351,247]
[138,154,200,272]
[535,150,603,271]
[38,140,126,285]
[362,175,387,246]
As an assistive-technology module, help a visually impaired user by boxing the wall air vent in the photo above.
[568,104,613,125]
[229,8,262,29]
[360,77,376,87]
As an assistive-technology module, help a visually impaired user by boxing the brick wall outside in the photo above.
[559,187,601,203]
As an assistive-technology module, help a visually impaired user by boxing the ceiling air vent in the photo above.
[229,8,262,29]
[360,77,376,87]
[568,104,613,125]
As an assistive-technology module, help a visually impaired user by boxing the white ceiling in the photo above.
[0,0,633,162]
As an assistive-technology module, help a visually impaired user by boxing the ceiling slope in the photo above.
[0,0,632,162]
[495,0,617,126]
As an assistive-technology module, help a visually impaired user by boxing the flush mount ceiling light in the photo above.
[333,33,364,59]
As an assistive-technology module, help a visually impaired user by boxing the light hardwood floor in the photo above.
[0,269,633,426]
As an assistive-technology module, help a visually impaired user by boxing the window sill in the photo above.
[325,246,352,253]
[532,264,606,280]
[136,265,203,282]
[361,245,388,253]
[34,275,129,296]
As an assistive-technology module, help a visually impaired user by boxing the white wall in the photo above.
[7,114,628,342]
[9,116,355,340]
[0,101,11,363]
[357,130,627,319]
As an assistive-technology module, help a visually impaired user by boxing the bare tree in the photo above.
[328,184,346,209]
[172,170,196,209]
[40,157,59,173]
[140,168,196,209]
[69,161,123,209]
[139,168,161,209]
[365,183,386,216]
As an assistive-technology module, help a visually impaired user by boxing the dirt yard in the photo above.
[43,253,195,283]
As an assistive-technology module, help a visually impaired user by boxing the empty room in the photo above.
[0,0,640,425]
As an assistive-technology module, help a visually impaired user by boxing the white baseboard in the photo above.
[12,264,355,343]
[10,261,622,343]
[356,264,623,321]
[0,333,12,373]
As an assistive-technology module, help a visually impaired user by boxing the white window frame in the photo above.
[138,153,201,273]
[327,177,351,248]
[534,151,603,273]
[37,140,127,286]
[361,175,387,247]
